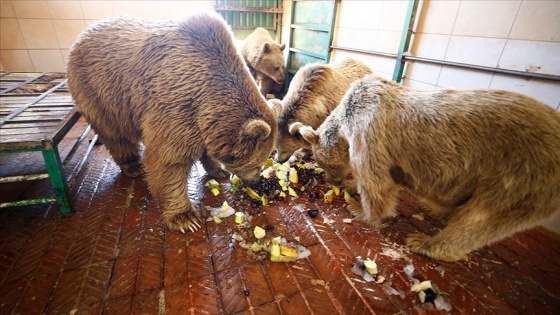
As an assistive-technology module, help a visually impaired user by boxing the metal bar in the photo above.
[393,0,420,82]
[215,5,283,13]
[67,134,98,189]
[62,124,91,167]
[288,47,326,60]
[325,0,340,63]
[42,139,73,214]
[0,72,45,95]
[0,173,49,183]
[0,197,56,208]
[50,108,81,145]
[330,45,398,58]
[0,79,68,126]
[290,24,330,32]
[404,56,560,82]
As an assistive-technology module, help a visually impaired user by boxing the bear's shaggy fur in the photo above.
[272,59,372,162]
[67,12,277,233]
[241,27,286,97]
[297,74,560,261]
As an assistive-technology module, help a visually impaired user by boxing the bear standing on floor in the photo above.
[67,12,277,233]
[241,27,286,98]
[296,74,560,261]
[271,59,373,163]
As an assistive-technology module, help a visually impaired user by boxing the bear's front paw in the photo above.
[164,208,202,233]
[121,161,145,178]
[406,233,465,261]
[205,167,230,179]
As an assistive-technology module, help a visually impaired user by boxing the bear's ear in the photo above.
[289,122,319,145]
[267,99,283,118]
[279,43,286,51]
[261,42,270,54]
[243,119,271,140]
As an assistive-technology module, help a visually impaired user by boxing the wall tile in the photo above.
[489,74,560,109]
[510,1,560,41]
[452,0,521,38]
[19,19,59,49]
[416,0,459,35]
[48,1,83,19]
[337,0,382,30]
[12,0,51,19]
[80,1,113,20]
[53,19,86,48]
[0,49,34,71]
[410,33,450,60]
[499,40,560,76]
[379,0,408,32]
[376,30,401,55]
[405,61,441,85]
[0,1,16,18]
[445,36,506,68]
[0,18,27,49]
[333,28,377,52]
[60,48,69,66]
[437,66,493,89]
[28,49,65,72]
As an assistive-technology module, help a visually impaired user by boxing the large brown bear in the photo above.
[296,74,560,261]
[241,27,286,97]
[272,59,372,162]
[67,12,277,233]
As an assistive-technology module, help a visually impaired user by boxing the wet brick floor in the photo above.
[1,120,560,314]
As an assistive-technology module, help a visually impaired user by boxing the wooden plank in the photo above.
[0,126,54,135]
[0,122,59,129]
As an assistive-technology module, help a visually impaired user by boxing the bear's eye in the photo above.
[274,67,280,71]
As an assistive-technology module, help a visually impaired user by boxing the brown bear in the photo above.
[296,74,560,261]
[271,59,372,162]
[241,27,286,97]
[67,12,278,233]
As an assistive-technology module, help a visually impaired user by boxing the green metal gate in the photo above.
[286,0,339,85]
[215,0,284,41]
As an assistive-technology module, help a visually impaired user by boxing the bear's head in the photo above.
[255,42,286,85]
[267,98,306,162]
[216,119,277,186]
[291,121,352,187]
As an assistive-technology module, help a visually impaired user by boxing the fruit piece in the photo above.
[261,194,269,206]
[364,259,378,274]
[289,167,299,183]
[411,280,432,292]
[324,189,334,203]
[263,158,274,169]
[343,190,352,203]
[234,212,244,224]
[245,187,261,200]
[229,175,241,192]
[205,179,220,189]
[332,185,340,196]
[253,226,266,239]
[210,188,220,196]
[271,243,280,257]
[419,288,438,303]
[307,209,319,218]
[250,242,262,252]
[280,245,298,257]
[279,179,287,191]
[275,170,287,181]
[279,191,286,198]
[288,187,297,197]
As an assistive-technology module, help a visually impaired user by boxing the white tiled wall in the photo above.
[331,0,560,110]
[0,0,214,72]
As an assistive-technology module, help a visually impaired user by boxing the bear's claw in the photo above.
[165,210,203,233]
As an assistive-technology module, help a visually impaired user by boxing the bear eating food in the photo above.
[67,12,278,233]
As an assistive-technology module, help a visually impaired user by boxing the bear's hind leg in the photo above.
[100,136,144,178]
[405,198,542,261]
[358,180,400,228]
[144,149,201,233]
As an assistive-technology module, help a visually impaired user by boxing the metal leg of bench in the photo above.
[42,139,73,214]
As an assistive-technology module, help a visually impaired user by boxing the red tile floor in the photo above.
[1,117,560,315]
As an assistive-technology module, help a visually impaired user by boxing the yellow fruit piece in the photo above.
[288,187,297,197]
[271,244,280,257]
[343,190,352,203]
[261,194,269,206]
[254,226,266,239]
[245,187,261,200]
[230,175,240,185]
[211,188,220,196]
[332,185,340,196]
[276,170,287,181]
[221,201,230,210]
[279,179,287,191]
[289,168,299,184]
[234,212,244,224]
[364,259,378,274]
[280,245,298,257]
[205,179,220,189]
[279,191,286,198]
[264,158,274,169]
[324,189,334,203]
